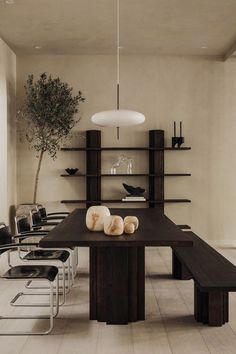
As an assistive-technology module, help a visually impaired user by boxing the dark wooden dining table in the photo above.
[40,208,193,325]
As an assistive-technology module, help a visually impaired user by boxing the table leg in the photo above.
[172,250,192,280]
[89,246,145,324]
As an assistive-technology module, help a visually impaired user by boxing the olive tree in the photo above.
[19,73,85,203]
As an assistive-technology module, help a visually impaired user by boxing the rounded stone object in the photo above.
[124,222,135,235]
[86,206,110,231]
[124,216,139,230]
[104,215,124,236]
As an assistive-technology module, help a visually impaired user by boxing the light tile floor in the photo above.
[0,246,236,354]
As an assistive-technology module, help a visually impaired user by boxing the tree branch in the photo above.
[33,150,44,203]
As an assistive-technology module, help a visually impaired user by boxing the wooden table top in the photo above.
[39,208,193,248]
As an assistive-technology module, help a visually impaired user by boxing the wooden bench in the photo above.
[172,231,236,326]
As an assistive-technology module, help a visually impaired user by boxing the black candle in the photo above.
[180,121,182,137]
[174,121,176,137]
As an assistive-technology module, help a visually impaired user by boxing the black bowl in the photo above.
[65,168,79,175]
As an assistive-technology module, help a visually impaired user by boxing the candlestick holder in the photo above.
[171,121,185,148]
[177,136,184,147]
[172,137,179,147]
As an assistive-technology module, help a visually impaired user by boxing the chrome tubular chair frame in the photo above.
[11,234,73,304]
[0,244,59,336]
[14,218,75,291]
[10,245,72,307]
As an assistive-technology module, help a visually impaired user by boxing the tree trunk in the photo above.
[33,150,44,203]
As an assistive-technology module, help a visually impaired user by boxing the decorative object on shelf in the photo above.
[123,183,145,196]
[91,0,145,139]
[171,121,178,148]
[110,155,133,175]
[124,222,135,235]
[122,183,146,201]
[110,166,117,174]
[122,196,146,202]
[104,215,124,236]
[18,72,85,203]
[65,168,79,175]
[172,121,185,148]
[124,216,139,230]
[177,121,184,147]
[86,206,110,231]
[127,158,133,174]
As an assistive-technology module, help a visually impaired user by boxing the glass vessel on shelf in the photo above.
[110,155,133,175]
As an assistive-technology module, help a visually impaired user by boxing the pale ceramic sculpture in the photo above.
[104,215,124,236]
[124,222,135,235]
[86,206,110,231]
[124,216,139,230]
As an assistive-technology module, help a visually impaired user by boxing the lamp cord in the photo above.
[116,0,120,138]
[117,0,120,110]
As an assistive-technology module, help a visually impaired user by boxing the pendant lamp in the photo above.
[91,0,145,139]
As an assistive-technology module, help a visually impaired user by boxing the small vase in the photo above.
[110,167,117,174]
[127,161,133,174]
[86,206,111,231]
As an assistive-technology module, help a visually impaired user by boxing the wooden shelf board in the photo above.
[61,147,191,151]
[61,174,85,177]
[61,173,191,177]
[162,173,191,177]
[61,199,191,204]
[162,147,191,151]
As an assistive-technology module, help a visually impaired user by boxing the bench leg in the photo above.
[194,282,229,326]
[172,250,192,280]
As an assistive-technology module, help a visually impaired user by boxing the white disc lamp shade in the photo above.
[91,110,145,127]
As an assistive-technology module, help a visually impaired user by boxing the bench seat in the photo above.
[172,232,236,326]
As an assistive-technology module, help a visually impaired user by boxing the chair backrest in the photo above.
[15,216,31,234]
[31,210,42,225]
[38,206,47,219]
[0,224,12,254]
[16,204,42,230]
[16,204,37,216]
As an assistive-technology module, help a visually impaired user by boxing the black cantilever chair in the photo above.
[0,242,59,335]
[18,203,69,225]
[37,204,69,221]
[30,208,78,284]
[16,204,61,233]
[15,207,77,286]
[38,206,78,282]
[0,222,12,246]
[12,216,72,305]
[31,209,61,231]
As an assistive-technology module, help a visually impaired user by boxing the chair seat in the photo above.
[32,225,42,230]
[23,250,70,263]
[3,265,58,282]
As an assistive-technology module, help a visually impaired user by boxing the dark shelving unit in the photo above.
[60,129,191,209]
[86,130,101,208]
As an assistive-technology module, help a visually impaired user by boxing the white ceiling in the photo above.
[0,0,236,57]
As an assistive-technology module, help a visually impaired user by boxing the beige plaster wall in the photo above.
[16,54,235,241]
[0,39,16,225]
[208,60,236,243]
